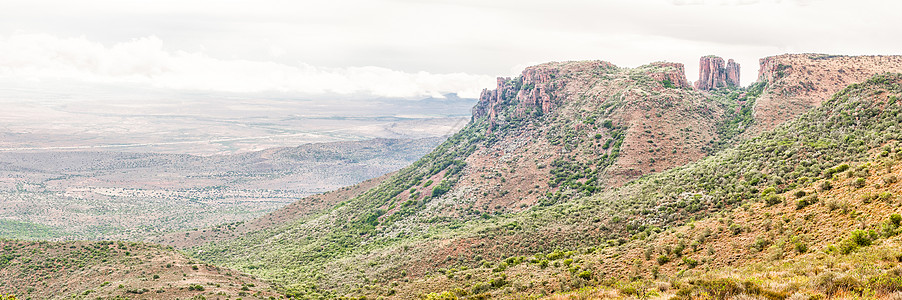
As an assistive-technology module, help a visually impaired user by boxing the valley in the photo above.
[0,137,444,241]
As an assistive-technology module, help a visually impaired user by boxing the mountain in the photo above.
[379,72,902,299]
[185,60,748,292]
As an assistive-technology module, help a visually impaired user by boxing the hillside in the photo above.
[750,54,902,135]
[0,137,440,241]
[358,73,902,299]
[463,61,740,211]
[0,240,277,299]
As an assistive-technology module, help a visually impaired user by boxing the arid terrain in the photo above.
[0,137,443,241]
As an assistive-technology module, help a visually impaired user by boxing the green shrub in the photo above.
[853,177,866,188]
[673,242,685,258]
[682,257,698,268]
[750,236,771,253]
[796,195,815,210]
[883,214,902,237]
[839,229,876,254]
[656,255,670,265]
[794,241,808,253]
[187,284,205,291]
[819,180,833,191]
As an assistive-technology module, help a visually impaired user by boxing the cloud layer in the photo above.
[0,33,494,99]
[1,0,900,98]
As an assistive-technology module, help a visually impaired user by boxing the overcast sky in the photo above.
[1,0,900,99]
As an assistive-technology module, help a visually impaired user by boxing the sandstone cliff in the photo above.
[461,61,732,212]
[695,55,740,90]
[726,59,741,87]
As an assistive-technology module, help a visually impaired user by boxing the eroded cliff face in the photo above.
[458,61,730,213]
[726,59,741,87]
[749,54,902,135]
[695,56,740,90]
[646,62,692,89]
[473,63,587,124]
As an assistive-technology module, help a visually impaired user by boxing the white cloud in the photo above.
[0,33,494,99]
[0,0,900,92]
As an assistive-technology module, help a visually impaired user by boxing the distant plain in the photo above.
[0,83,474,240]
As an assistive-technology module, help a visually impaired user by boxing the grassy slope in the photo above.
[368,73,902,299]
[0,240,278,300]
[546,146,902,299]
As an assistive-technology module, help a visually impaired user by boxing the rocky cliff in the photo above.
[726,58,740,87]
[461,60,731,211]
[695,55,740,90]
[645,62,692,89]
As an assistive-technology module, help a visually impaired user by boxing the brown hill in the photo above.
[0,240,278,299]
[750,54,902,134]
[455,60,737,214]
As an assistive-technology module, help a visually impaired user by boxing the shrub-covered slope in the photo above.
[377,73,902,299]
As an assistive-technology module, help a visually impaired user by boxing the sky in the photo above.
[1,0,901,100]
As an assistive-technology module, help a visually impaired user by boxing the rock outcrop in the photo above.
[473,66,565,122]
[646,62,692,89]
[726,59,740,87]
[695,55,740,90]
[474,63,600,132]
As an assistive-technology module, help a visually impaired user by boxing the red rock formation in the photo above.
[472,65,565,127]
[517,67,556,113]
[695,56,740,90]
[726,59,740,87]
[646,62,691,89]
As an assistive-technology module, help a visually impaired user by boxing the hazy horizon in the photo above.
[2,0,901,153]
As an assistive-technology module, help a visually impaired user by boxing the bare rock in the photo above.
[695,55,740,90]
